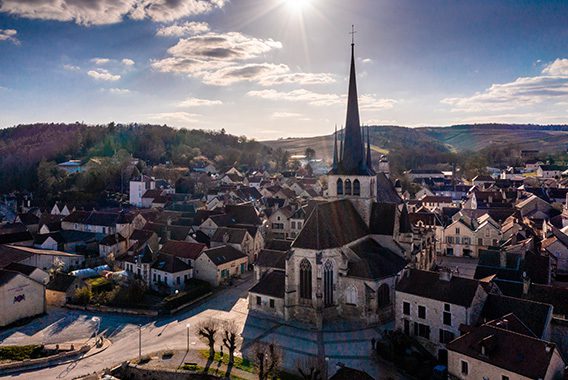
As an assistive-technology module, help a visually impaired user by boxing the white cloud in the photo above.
[106,87,132,95]
[121,58,135,66]
[247,89,397,110]
[361,58,372,64]
[271,112,303,119]
[177,97,222,107]
[145,111,201,124]
[0,29,20,45]
[63,64,81,71]
[151,31,334,86]
[87,68,121,81]
[441,58,568,112]
[0,0,226,26]
[91,57,110,65]
[156,21,209,37]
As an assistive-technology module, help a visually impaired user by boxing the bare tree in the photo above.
[296,356,324,380]
[252,341,283,380]
[221,321,241,365]
[195,319,219,359]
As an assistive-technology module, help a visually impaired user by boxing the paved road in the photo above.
[1,276,408,379]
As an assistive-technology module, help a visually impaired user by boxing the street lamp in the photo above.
[91,317,101,345]
[325,357,330,379]
[186,323,190,352]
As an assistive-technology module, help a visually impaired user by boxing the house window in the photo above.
[299,259,312,300]
[443,310,452,325]
[455,228,460,235]
[256,296,261,305]
[478,238,483,246]
[418,305,426,319]
[403,319,410,335]
[439,329,455,344]
[403,301,410,315]
[176,276,180,285]
[344,179,352,195]
[153,273,156,281]
[269,299,275,308]
[353,179,361,196]
[414,322,430,339]
[291,221,296,229]
[298,222,302,229]
[485,229,490,238]
[377,284,390,307]
[447,236,454,244]
[502,376,509,380]
[462,237,471,245]
[336,179,343,195]
[461,360,469,375]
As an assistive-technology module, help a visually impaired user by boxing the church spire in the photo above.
[339,126,344,162]
[340,25,364,173]
[332,124,338,169]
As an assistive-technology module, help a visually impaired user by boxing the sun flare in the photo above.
[285,0,311,12]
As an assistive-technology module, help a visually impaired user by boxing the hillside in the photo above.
[265,124,568,163]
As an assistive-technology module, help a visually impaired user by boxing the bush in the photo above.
[87,277,113,293]
[0,345,44,361]
[74,287,92,305]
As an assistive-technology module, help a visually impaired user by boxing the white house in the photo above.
[193,245,248,287]
[0,269,46,326]
[129,175,156,207]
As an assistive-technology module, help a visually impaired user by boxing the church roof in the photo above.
[376,173,402,204]
[369,203,397,235]
[292,199,368,250]
[348,237,407,280]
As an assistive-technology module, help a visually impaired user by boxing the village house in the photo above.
[193,245,248,287]
[130,175,156,207]
[0,269,46,326]
[538,164,568,179]
[441,211,502,257]
[447,320,565,380]
[45,272,86,306]
[395,269,489,358]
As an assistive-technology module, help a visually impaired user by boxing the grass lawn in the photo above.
[0,345,46,361]
[198,349,302,380]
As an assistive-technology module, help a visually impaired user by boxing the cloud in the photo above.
[105,87,132,95]
[271,112,303,119]
[63,64,81,71]
[177,97,222,107]
[247,89,397,109]
[87,68,121,81]
[145,111,200,124]
[156,21,209,37]
[361,58,372,64]
[0,0,226,26]
[151,31,334,86]
[441,58,568,112]
[91,57,110,65]
[121,58,135,66]
[0,29,20,45]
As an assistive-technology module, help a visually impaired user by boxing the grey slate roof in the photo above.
[292,199,368,250]
[348,238,406,280]
[249,270,285,298]
[396,269,482,307]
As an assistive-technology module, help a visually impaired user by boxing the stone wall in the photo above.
[121,364,220,380]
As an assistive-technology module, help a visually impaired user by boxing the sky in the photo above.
[1,0,568,140]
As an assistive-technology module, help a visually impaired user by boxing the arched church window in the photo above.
[345,179,352,195]
[377,283,390,307]
[345,284,358,305]
[353,179,361,196]
[299,258,312,300]
[324,260,334,306]
[336,178,343,195]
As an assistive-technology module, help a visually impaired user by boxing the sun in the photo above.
[285,0,311,12]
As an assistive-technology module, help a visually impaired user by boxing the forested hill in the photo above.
[0,123,271,192]
[265,123,568,172]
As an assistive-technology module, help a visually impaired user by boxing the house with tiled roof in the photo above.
[447,320,565,380]
[194,245,248,287]
[395,269,489,357]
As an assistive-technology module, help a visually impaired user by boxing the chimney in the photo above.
[439,269,452,282]
[522,272,531,295]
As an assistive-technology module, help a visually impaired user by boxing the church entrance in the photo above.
[324,260,334,306]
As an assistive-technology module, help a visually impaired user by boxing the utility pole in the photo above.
[138,324,142,361]
[186,323,190,352]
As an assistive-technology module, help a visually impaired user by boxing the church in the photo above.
[249,36,435,328]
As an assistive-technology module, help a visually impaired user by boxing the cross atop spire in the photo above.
[350,24,357,46]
